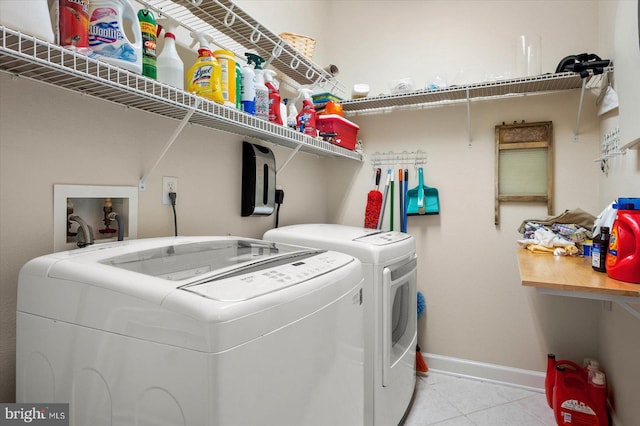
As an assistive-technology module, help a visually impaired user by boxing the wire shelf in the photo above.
[0,26,361,162]
[137,0,344,93]
[342,72,603,116]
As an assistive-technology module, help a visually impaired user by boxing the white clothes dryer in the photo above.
[17,236,364,426]
[264,224,417,426]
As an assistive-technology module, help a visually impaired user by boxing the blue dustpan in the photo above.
[406,168,440,215]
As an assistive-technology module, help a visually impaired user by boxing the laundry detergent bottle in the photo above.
[88,0,142,74]
[187,32,224,104]
[606,198,640,283]
[264,69,283,125]
[156,18,184,89]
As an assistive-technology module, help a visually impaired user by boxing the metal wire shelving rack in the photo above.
[341,70,610,144]
[0,25,361,188]
[137,0,344,93]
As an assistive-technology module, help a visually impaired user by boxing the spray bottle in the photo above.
[246,53,268,121]
[241,53,256,114]
[264,69,283,125]
[187,32,223,104]
[156,18,184,89]
[296,88,317,136]
[235,62,243,110]
[138,9,156,79]
[286,98,298,129]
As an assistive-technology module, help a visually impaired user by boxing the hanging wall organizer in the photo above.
[370,150,427,169]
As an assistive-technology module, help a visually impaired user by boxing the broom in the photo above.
[364,168,382,229]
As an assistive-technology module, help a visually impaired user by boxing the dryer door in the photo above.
[382,256,417,387]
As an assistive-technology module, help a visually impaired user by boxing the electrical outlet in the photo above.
[162,176,178,205]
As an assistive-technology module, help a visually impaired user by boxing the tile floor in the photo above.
[402,371,557,426]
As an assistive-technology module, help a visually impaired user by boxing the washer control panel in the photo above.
[186,251,354,301]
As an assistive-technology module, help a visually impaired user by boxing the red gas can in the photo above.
[606,199,640,284]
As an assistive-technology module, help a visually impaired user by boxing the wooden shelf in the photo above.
[516,249,640,298]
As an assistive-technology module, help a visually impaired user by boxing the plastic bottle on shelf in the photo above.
[138,9,157,79]
[606,198,640,283]
[156,18,184,90]
[264,69,283,125]
[592,226,610,273]
[246,53,268,121]
[186,32,223,104]
[286,98,298,129]
[56,0,89,50]
[213,49,236,107]
[88,0,142,74]
[296,88,317,136]
[241,53,256,114]
[235,61,242,110]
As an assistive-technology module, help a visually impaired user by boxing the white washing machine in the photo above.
[17,236,365,426]
[264,224,417,426]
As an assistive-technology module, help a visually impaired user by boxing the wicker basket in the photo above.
[279,32,316,60]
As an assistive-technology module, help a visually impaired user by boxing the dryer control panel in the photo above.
[355,231,411,246]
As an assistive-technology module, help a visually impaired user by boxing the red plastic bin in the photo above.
[317,114,359,150]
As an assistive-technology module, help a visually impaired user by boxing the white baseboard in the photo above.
[423,353,622,425]
[424,353,546,393]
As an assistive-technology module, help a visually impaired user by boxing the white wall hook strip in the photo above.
[370,150,427,169]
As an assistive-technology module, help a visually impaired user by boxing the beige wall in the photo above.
[2,1,639,424]
[0,70,331,401]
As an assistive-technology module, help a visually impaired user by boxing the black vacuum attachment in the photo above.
[555,53,611,78]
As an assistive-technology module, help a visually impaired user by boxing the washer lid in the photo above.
[101,239,317,282]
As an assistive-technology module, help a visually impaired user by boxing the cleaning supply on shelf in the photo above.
[88,0,143,74]
[280,98,288,128]
[606,198,640,283]
[241,53,256,114]
[246,53,268,121]
[235,61,242,110]
[296,88,317,136]
[592,226,610,273]
[287,98,298,129]
[264,69,283,125]
[137,9,157,79]
[55,0,88,49]
[155,18,184,89]
[213,49,236,107]
[0,0,55,43]
[364,168,382,229]
[187,32,223,104]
